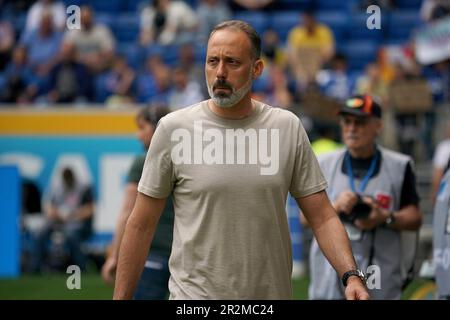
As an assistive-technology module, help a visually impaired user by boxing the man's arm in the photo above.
[296,190,369,300]
[113,192,167,300]
[102,183,138,285]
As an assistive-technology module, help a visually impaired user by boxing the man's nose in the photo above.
[216,61,227,79]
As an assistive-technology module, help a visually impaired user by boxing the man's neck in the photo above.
[348,145,376,159]
[208,96,255,120]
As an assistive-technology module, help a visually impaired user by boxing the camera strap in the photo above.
[344,151,379,194]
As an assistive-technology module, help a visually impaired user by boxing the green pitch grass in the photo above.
[0,275,424,300]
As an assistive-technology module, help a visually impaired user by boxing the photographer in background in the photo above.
[303,95,422,299]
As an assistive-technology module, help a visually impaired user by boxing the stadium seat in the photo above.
[234,12,269,36]
[95,13,114,29]
[270,11,301,43]
[94,73,110,103]
[317,0,352,11]
[113,13,140,43]
[91,0,122,14]
[117,42,144,70]
[123,0,147,12]
[387,10,422,42]
[316,11,347,42]
[340,40,379,71]
[388,10,422,28]
[278,0,313,11]
[194,44,207,63]
[395,0,423,10]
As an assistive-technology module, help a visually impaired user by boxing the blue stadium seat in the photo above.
[316,11,347,41]
[117,42,144,70]
[94,72,110,103]
[345,12,386,42]
[388,10,422,28]
[145,44,179,66]
[124,0,147,12]
[278,0,313,11]
[395,0,423,10]
[95,13,114,29]
[194,44,207,63]
[317,0,351,11]
[234,12,269,36]
[91,0,122,14]
[387,10,422,42]
[340,40,379,71]
[113,13,140,43]
[270,11,301,43]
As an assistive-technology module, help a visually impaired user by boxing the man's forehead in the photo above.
[207,29,251,55]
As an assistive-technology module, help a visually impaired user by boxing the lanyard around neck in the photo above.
[345,150,379,194]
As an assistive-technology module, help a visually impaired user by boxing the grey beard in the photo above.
[207,77,253,109]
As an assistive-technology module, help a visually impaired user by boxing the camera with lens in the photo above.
[339,194,372,223]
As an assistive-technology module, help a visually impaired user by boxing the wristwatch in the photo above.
[341,269,366,287]
[385,211,396,227]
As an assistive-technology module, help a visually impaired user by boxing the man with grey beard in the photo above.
[113,20,369,300]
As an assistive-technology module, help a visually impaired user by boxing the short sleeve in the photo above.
[138,120,174,198]
[433,141,450,169]
[289,119,328,198]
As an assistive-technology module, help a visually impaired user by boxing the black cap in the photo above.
[338,95,382,119]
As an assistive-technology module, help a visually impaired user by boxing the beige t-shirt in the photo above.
[138,100,327,299]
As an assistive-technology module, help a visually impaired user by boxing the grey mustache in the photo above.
[213,80,232,91]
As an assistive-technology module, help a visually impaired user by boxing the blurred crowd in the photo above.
[0,0,450,159]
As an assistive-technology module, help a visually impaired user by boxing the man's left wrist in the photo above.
[385,210,396,227]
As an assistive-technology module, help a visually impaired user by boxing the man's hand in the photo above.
[102,256,117,286]
[354,196,388,230]
[333,190,358,214]
[344,276,370,300]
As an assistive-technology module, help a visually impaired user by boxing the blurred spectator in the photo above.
[64,5,115,73]
[137,55,172,104]
[168,67,204,109]
[261,30,286,67]
[25,0,66,32]
[47,42,92,103]
[32,167,94,272]
[431,122,450,203]
[177,43,206,93]
[311,122,342,156]
[20,11,63,80]
[287,11,335,91]
[139,0,197,46]
[261,65,293,108]
[390,63,423,158]
[0,19,14,71]
[230,0,276,10]
[421,0,450,22]
[316,53,355,101]
[355,63,389,105]
[423,60,450,103]
[196,0,231,44]
[104,56,136,108]
[0,46,38,103]
[149,62,172,105]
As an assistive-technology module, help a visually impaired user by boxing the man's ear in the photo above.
[252,59,264,79]
[376,119,383,135]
